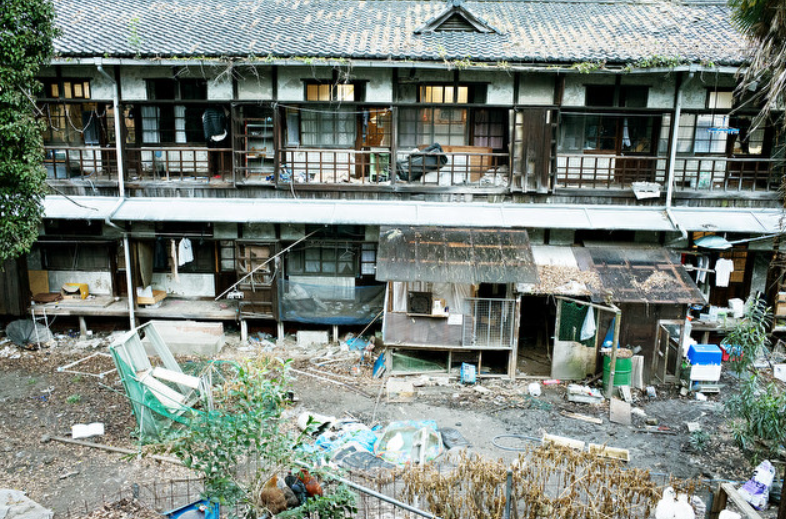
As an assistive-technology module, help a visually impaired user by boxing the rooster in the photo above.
[297,469,324,498]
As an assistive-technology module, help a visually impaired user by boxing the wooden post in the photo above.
[605,311,622,399]
[78,316,88,341]
[775,464,786,519]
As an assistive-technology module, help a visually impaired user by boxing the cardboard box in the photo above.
[61,283,89,299]
[137,289,167,306]
[776,303,786,317]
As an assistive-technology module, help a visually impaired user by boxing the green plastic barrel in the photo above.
[602,355,633,387]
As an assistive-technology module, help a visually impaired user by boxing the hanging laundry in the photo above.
[170,239,179,283]
[202,107,227,142]
[178,237,194,266]
[154,238,168,270]
[714,258,734,287]
[580,306,596,341]
[696,255,709,284]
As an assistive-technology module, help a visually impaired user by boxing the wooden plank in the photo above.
[561,411,602,425]
[720,482,765,519]
[542,433,585,451]
[588,443,630,462]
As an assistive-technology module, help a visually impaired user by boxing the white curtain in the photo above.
[174,105,187,143]
[141,106,160,143]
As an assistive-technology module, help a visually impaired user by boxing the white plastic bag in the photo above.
[738,460,776,510]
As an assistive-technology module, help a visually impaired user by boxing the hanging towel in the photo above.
[715,258,734,287]
[170,239,179,283]
[178,238,194,266]
[580,306,596,341]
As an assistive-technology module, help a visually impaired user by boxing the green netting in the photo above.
[558,301,595,348]
[111,349,204,443]
[391,351,446,373]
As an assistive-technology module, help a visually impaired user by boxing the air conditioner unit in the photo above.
[407,291,433,315]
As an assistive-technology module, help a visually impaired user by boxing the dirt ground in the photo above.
[0,324,776,517]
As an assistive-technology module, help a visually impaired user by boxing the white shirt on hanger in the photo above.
[714,258,734,287]
[178,238,194,266]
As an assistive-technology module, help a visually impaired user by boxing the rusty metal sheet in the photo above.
[574,246,705,305]
[376,227,538,284]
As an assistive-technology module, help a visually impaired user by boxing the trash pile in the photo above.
[296,411,469,472]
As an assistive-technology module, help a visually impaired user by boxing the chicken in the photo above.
[298,469,324,497]
[281,486,300,509]
[655,487,676,519]
[259,475,288,514]
[674,493,695,519]
[285,472,307,505]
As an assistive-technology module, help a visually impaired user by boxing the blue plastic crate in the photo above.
[687,343,722,366]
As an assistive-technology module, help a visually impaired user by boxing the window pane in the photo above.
[456,86,468,104]
[335,84,355,101]
[64,82,73,99]
[708,91,733,110]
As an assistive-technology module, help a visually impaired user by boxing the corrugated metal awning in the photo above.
[43,196,120,220]
[42,196,783,234]
[375,226,539,284]
[574,246,705,305]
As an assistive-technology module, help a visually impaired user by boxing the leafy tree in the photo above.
[0,0,57,263]
[728,0,786,129]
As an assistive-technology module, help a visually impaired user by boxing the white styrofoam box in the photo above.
[774,364,786,383]
[728,298,744,318]
[690,363,722,382]
[297,330,329,347]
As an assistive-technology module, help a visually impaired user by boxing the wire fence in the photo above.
[57,447,727,519]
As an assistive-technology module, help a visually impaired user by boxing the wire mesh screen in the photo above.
[279,279,385,325]
[462,298,516,349]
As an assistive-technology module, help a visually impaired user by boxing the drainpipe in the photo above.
[96,62,135,329]
[96,63,125,198]
[664,70,694,240]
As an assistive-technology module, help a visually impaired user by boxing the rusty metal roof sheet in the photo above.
[376,226,538,284]
[574,246,705,305]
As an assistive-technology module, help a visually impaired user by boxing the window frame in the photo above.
[140,78,209,146]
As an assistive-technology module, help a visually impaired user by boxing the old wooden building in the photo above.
[9,0,783,380]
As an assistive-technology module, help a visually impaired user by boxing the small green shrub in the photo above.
[66,394,82,404]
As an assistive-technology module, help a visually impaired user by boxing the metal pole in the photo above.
[503,469,513,519]
[123,235,135,329]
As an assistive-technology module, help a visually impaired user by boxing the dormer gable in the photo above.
[415,0,498,34]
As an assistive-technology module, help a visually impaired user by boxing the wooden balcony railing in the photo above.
[672,157,781,192]
[125,147,233,183]
[394,150,510,188]
[275,148,391,185]
[555,154,666,189]
[273,148,509,188]
[44,147,119,182]
[556,154,781,193]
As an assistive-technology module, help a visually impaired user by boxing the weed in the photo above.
[571,60,606,74]
[66,393,82,404]
[72,375,84,383]
[27,377,37,385]
[688,430,711,452]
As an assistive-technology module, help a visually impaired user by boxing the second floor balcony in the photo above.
[40,100,783,201]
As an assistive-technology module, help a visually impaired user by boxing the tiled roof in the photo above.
[52,0,749,65]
